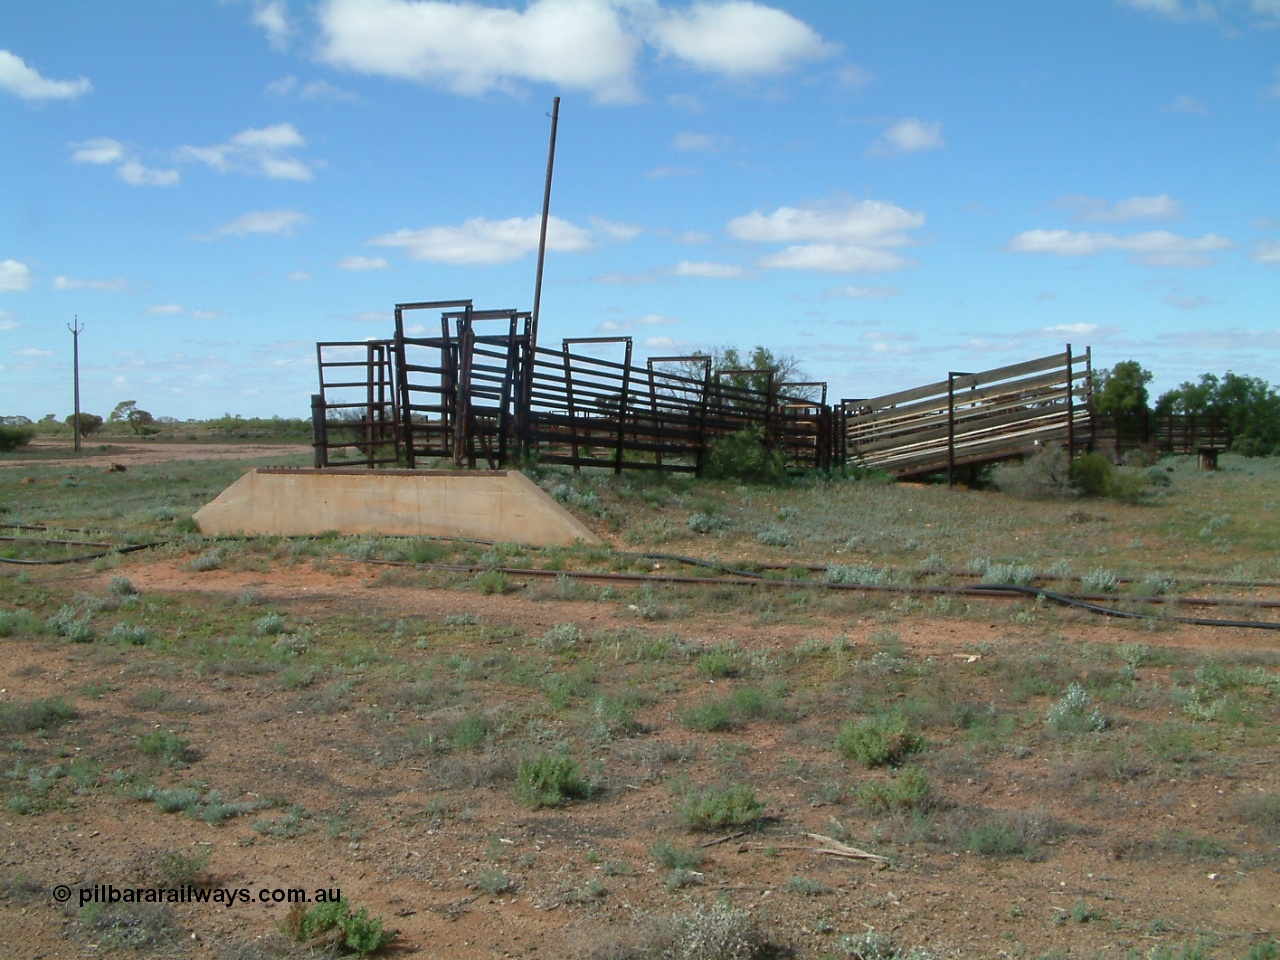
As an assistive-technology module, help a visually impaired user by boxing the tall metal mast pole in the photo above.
[530,96,560,353]
[68,317,84,453]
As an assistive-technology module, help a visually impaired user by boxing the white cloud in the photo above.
[191,309,227,320]
[253,1,293,49]
[357,310,393,323]
[835,62,874,89]
[597,313,682,333]
[672,131,728,152]
[862,331,916,355]
[0,260,33,292]
[671,260,746,279]
[821,284,899,300]
[728,201,923,245]
[728,199,924,274]
[146,304,184,315]
[589,216,643,243]
[1253,240,1280,264]
[0,312,17,331]
[317,0,832,102]
[673,230,710,244]
[267,75,361,102]
[761,245,912,273]
[117,159,180,187]
[1008,228,1233,267]
[286,270,313,281]
[870,118,944,156]
[317,0,641,103]
[71,138,126,165]
[338,255,390,271]
[1043,322,1100,335]
[214,209,310,237]
[52,275,129,292]
[70,138,178,187]
[1162,93,1208,114]
[369,214,627,265]
[0,50,91,102]
[177,124,314,181]
[14,348,54,357]
[1059,193,1184,222]
[1118,0,1216,22]
[645,1,836,77]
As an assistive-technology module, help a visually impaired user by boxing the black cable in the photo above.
[971,583,1280,631]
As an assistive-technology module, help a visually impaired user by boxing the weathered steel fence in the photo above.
[312,300,822,474]
[312,297,1222,478]
[1092,412,1230,461]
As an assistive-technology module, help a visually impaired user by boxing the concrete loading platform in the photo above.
[193,468,601,547]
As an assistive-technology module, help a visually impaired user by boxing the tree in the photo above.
[1156,371,1280,456]
[110,400,157,435]
[0,424,34,452]
[1091,360,1152,418]
[65,412,103,436]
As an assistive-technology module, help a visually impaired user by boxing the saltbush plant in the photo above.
[515,754,588,807]
[835,715,923,768]
[679,785,765,830]
[1046,683,1108,734]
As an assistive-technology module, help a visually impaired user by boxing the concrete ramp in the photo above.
[193,468,601,546]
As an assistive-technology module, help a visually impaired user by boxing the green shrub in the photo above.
[680,784,765,831]
[515,754,588,807]
[138,730,190,765]
[1071,452,1115,498]
[835,715,923,768]
[0,424,34,452]
[959,808,1063,860]
[537,623,582,652]
[107,623,152,645]
[0,610,43,637]
[291,898,393,957]
[473,570,511,595]
[449,712,490,751]
[254,612,287,636]
[648,838,704,870]
[107,576,139,597]
[0,697,76,733]
[703,427,788,484]
[697,645,743,678]
[993,445,1074,499]
[680,699,735,732]
[856,767,933,814]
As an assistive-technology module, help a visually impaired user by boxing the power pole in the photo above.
[68,318,84,453]
[530,96,560,353]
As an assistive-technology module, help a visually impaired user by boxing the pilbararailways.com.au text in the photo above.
[72,884,342,909]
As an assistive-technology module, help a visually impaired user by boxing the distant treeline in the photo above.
[1092,361,1280,457]
[0,410,311,442]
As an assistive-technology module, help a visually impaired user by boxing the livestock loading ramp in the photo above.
[842,347,1092,481]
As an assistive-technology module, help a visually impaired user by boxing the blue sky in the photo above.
[2,0,1278,421]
